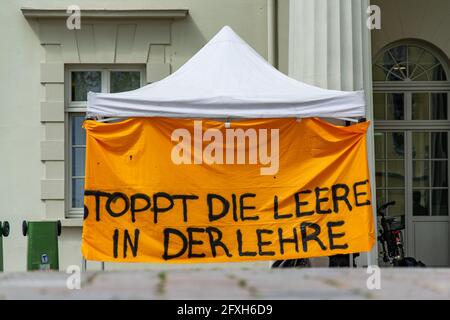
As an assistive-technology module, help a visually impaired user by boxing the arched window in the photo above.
[373,41,450,266]
[373,42,449,122]
[373,44,447,82]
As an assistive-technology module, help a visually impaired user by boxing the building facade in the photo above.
[0,0,448,271]
[371,0,450,267]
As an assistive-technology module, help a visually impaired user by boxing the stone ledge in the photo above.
[21,8,189,19]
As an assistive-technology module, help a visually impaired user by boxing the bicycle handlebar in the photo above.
[377,201,396,214]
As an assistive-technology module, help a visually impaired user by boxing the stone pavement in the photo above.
[0,268,448,299]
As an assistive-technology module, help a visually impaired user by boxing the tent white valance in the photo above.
[87,26,366,119]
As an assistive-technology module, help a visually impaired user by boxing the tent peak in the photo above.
[208,25,245,45]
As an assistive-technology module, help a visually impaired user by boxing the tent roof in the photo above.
[87,26,366,119]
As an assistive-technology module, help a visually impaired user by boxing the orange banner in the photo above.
[82,117,375,263]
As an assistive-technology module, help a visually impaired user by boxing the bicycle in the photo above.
[377,201,425,267]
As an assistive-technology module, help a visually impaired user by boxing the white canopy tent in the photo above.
[87,26,366,119]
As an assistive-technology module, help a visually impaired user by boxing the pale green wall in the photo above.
[277,0,289,74]
[371,0,450,63]
[0,0,270,271]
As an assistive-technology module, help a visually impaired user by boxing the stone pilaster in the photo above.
[288,0,378,266]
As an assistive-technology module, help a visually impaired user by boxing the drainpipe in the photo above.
[267,0,278,68]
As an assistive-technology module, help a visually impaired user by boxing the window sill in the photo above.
[21,8,189,19]
[60,218,83,227]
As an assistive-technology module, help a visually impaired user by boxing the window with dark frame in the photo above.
[66,67,143,217]
[373,43,449,218]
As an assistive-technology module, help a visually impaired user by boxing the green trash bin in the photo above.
[0,221,10,272]
[23,220,61,271]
